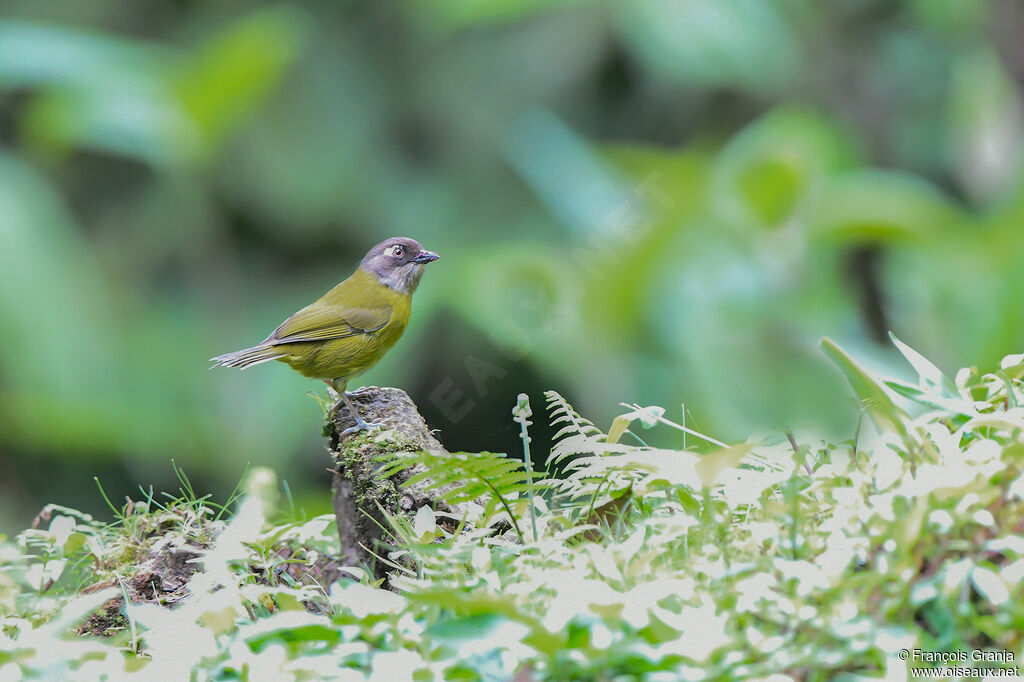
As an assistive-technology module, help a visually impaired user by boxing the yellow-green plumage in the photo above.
[267,267,411,385]
[211,237,438,432]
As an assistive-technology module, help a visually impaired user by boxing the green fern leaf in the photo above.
[375,449,547,542]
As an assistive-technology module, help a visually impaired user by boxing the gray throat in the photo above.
[369,263,425,294]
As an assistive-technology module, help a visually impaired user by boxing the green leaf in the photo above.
[413,505,437,543]
[614,0,803,93]
[606,416,631,445]
[811,170,960,244]
[242,612,343,650]
[970,566,1010,606]
[821,337,908,437]
[175,7,308,154]
[425,613,506,642]
[409,0,589,32]
[883,378,976,415]
[710,106,859,231]
[889,332,958,395]
[694,444,751,489]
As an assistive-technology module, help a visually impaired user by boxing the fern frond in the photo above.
[545,391,601,438]
[545,391,609,464]
[376,450,547,542]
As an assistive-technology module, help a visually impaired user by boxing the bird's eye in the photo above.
[391,245,404,258]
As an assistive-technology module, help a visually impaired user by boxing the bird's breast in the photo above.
[277,293,411,382]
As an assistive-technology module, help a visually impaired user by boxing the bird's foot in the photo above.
[340,416,387,437]
[346,385,379,396]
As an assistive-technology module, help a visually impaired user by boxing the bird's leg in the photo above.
[324,379,346,420]
[329,378,385,436]
[323,380,341,403]
[339,392,387,436]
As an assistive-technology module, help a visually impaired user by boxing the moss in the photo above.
[75,599,129,638]
[335,430,421,511]
[331,429,428,580]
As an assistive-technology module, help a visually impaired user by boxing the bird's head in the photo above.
[360,237,439,294]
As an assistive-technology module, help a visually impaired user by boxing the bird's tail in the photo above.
[209,344,282,370]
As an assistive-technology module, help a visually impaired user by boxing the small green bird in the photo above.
[211,237,439,434]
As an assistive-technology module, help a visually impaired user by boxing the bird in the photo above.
[211,237,439,435]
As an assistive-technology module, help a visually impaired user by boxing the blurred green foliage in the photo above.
[1,0,1024,530]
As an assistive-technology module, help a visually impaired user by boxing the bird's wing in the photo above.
[263,303,392,345]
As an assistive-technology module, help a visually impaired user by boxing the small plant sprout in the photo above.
[513,393,539,542]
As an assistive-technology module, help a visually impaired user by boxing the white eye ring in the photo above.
[391,245,403,258]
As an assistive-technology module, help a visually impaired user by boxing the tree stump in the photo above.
[326,387,455,583]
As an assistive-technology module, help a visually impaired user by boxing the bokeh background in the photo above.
[2,0,1023,531]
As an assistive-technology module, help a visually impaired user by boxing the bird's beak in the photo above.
[413,250,439,264]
